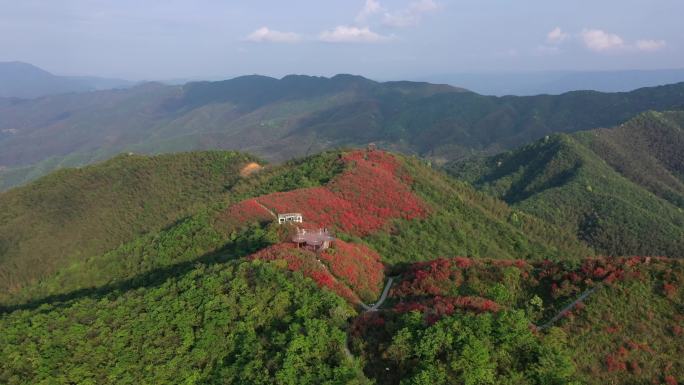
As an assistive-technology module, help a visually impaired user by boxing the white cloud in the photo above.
[546,27,568,44]
[245,27,301,43]
[319,25,391,43]
[580,28,666,53]
[383,0,438,28]
[581,29,625,52]
[635,39,666,52]
[356,0,383,22]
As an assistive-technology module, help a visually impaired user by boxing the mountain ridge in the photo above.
[0,148,590,301]
[447,110,684,256]
[0,61,133,99]
[1,75,683,191]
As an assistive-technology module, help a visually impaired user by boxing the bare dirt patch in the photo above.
[240,162,263,177]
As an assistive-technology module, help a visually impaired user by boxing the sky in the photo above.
[0,0,682,81]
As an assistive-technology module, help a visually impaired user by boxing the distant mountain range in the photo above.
[3,62,684,385]
[1,73,684,191]
[417,69,684,96]
[447,111,684,256]
[0,61,134,99]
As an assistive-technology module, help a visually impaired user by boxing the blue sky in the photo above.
[0,0,681,80]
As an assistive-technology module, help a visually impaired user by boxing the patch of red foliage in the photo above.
[391,257,533,299]
[605,345,630,372]
[604,340,655,373]
[319,241,384,301]
[605,354,628,372]
[349,312,386,338]
[394,296,500,324]
[538,256,674,300]
[224,150,429,236]
[663,282,677,299]
[223,198,274,225]
[249,243,360,303]
[392,258,462,297]
[249,239,386,303]
[665,375,678,385]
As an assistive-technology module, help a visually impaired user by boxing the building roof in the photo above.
[278,213,302,218]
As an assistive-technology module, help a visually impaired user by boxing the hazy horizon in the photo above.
[1,0,682,81]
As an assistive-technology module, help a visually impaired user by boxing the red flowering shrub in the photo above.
[665,375,678,385]
[249,239,386,303]
[224,198,274,225]
[605,354,627,372]
[536,256,674,305]
[394,295,500,323]
[392,258,464,297]
[223,150,429,236]
[605,345,630,372]
[319,240,384,301]
[249,243,360,303]
[663,282,677,298]
[327,151,428,234]
[349,312,386,337]
[256,187,350,227]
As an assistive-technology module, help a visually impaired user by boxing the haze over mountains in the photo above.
[418,69,684,96]
[5,62,684,99]
[2,67,684,191]
[0,62,133,99]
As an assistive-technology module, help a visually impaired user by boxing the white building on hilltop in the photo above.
[277,213,303,224]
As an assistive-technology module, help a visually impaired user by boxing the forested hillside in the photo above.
[447,111,684,257]
[0,151,258,293]
[2,75,684,190]
[0,148,680,384]
[352,256,684,385]
[0,260,371,384]
[0,149,589,304]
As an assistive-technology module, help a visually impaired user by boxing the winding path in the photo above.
[536,284,603,330]
[254,199,277,218]
[361,277,395,312]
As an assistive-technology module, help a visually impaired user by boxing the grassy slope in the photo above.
[447,111,684,256]
[0,151,259,293]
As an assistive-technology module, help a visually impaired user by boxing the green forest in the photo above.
[0,142,682,384]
